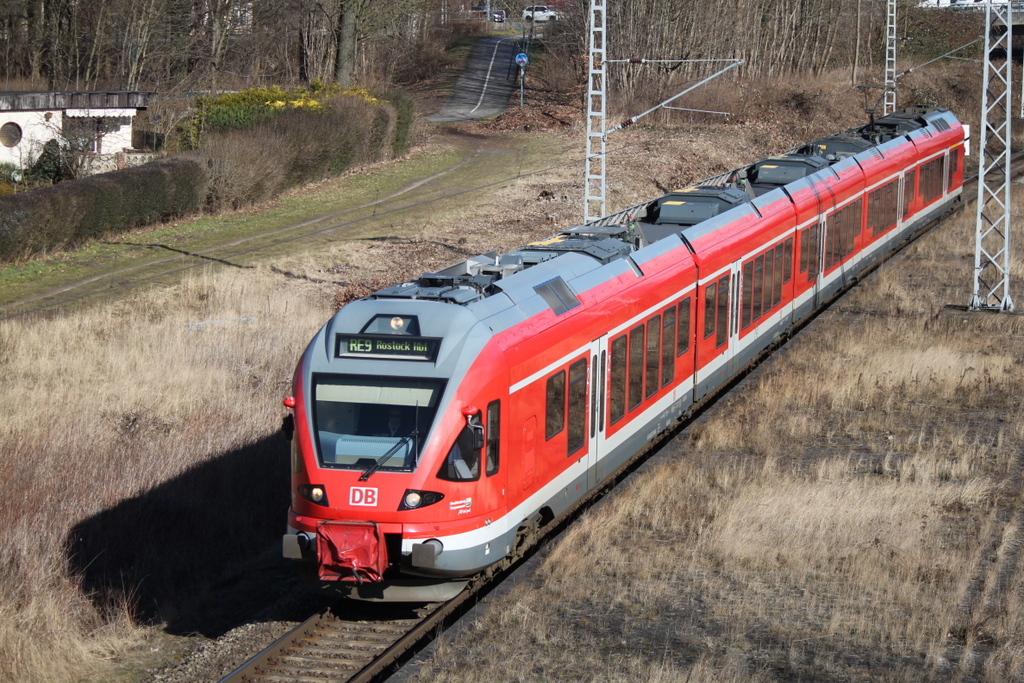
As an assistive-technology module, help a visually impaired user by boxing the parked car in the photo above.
[522,5,558,21]
[471,5,507,21]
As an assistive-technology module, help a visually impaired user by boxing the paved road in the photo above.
[427,35,521,122]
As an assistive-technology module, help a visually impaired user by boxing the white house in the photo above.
[0,90,153,173]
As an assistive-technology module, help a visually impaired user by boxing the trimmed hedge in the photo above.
[0,88,416,263]
[0,156,207,261]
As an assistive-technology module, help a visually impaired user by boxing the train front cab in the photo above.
[283,299,520,601]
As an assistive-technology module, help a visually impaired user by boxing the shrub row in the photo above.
[0,156,207,261]
[0,90,416,262]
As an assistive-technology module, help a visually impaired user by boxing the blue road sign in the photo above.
[515,53,529,67]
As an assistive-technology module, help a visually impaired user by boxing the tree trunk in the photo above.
[335,0,357,86]
[852,0,861,86]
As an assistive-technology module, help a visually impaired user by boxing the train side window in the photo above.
[661,307,676,386]
[752,255,763,321]
[545,370,565,440]
[840,207,849,259]
[799,228,809,273]
[567,359,587,456]
[677,297,691,355]
[825,212,837,269]
[703,282,717,339]
[590,354,598,439]
[888,181,896,227]
[808,223,820,280]
[920,158,942,204]
[486,400,500,476]
[715,274,730,348]
[762,249,774,314]
[773,245,784,306]
[873,182,897,236]
[783,237,793,284]
[628,325,645,410]
[840,207,849,260]
[741,260,753,329]
[645,316,660,398]
[609,335,627,424]
[868,187,877,235]
[903,169,916,218]
[438,424,481,482]
[948,147,959,187]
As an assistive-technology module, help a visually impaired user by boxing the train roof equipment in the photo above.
[361,106,957,312]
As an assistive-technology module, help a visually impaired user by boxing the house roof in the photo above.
[0,91,153,113]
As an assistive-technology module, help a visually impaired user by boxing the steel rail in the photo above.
[219,152,1024,683]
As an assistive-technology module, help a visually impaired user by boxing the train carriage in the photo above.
[282,107,965,601]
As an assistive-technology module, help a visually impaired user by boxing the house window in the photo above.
[0,122,22,148]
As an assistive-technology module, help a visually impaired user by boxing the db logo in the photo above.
[349,487,378,507]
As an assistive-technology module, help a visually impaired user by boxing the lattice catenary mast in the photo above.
[971,1,1014,311]
[884,0,897,115]
[583,0,607,223]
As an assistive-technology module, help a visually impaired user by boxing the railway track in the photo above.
[224,601,444,683]
[220,155,1023,683]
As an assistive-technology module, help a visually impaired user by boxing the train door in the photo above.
[694,268,735,398]
[586,337,608,489]
[726,261,741,376]
[813,185,835,306]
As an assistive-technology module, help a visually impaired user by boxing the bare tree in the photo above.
[300,0,338,83]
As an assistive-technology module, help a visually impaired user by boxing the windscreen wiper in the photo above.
[359,430,418,481]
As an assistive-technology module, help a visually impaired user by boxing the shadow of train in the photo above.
[65,431,325,637]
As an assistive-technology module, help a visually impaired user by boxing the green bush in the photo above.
[185,83,387,148]
[0,85,416,261]
[0,156,207,261]
[202,91,404,211]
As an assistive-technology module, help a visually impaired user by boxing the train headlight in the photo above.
[298,484,329,507]
[398,489,444,511]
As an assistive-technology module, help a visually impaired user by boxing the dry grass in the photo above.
[408,118,1024,683]
[0,267,330,680]
[0,65,1005,682]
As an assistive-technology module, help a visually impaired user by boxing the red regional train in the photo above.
[282,107,966,601]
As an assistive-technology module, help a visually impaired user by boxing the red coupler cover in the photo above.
[316,521,388,583]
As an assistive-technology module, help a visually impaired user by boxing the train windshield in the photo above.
[312,374,446,472]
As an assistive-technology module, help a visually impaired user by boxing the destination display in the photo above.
[335,334,440,362]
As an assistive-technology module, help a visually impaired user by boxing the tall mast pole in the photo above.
[883,0,897,115]
[583,0,607,223]
[971,1,1014,311]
